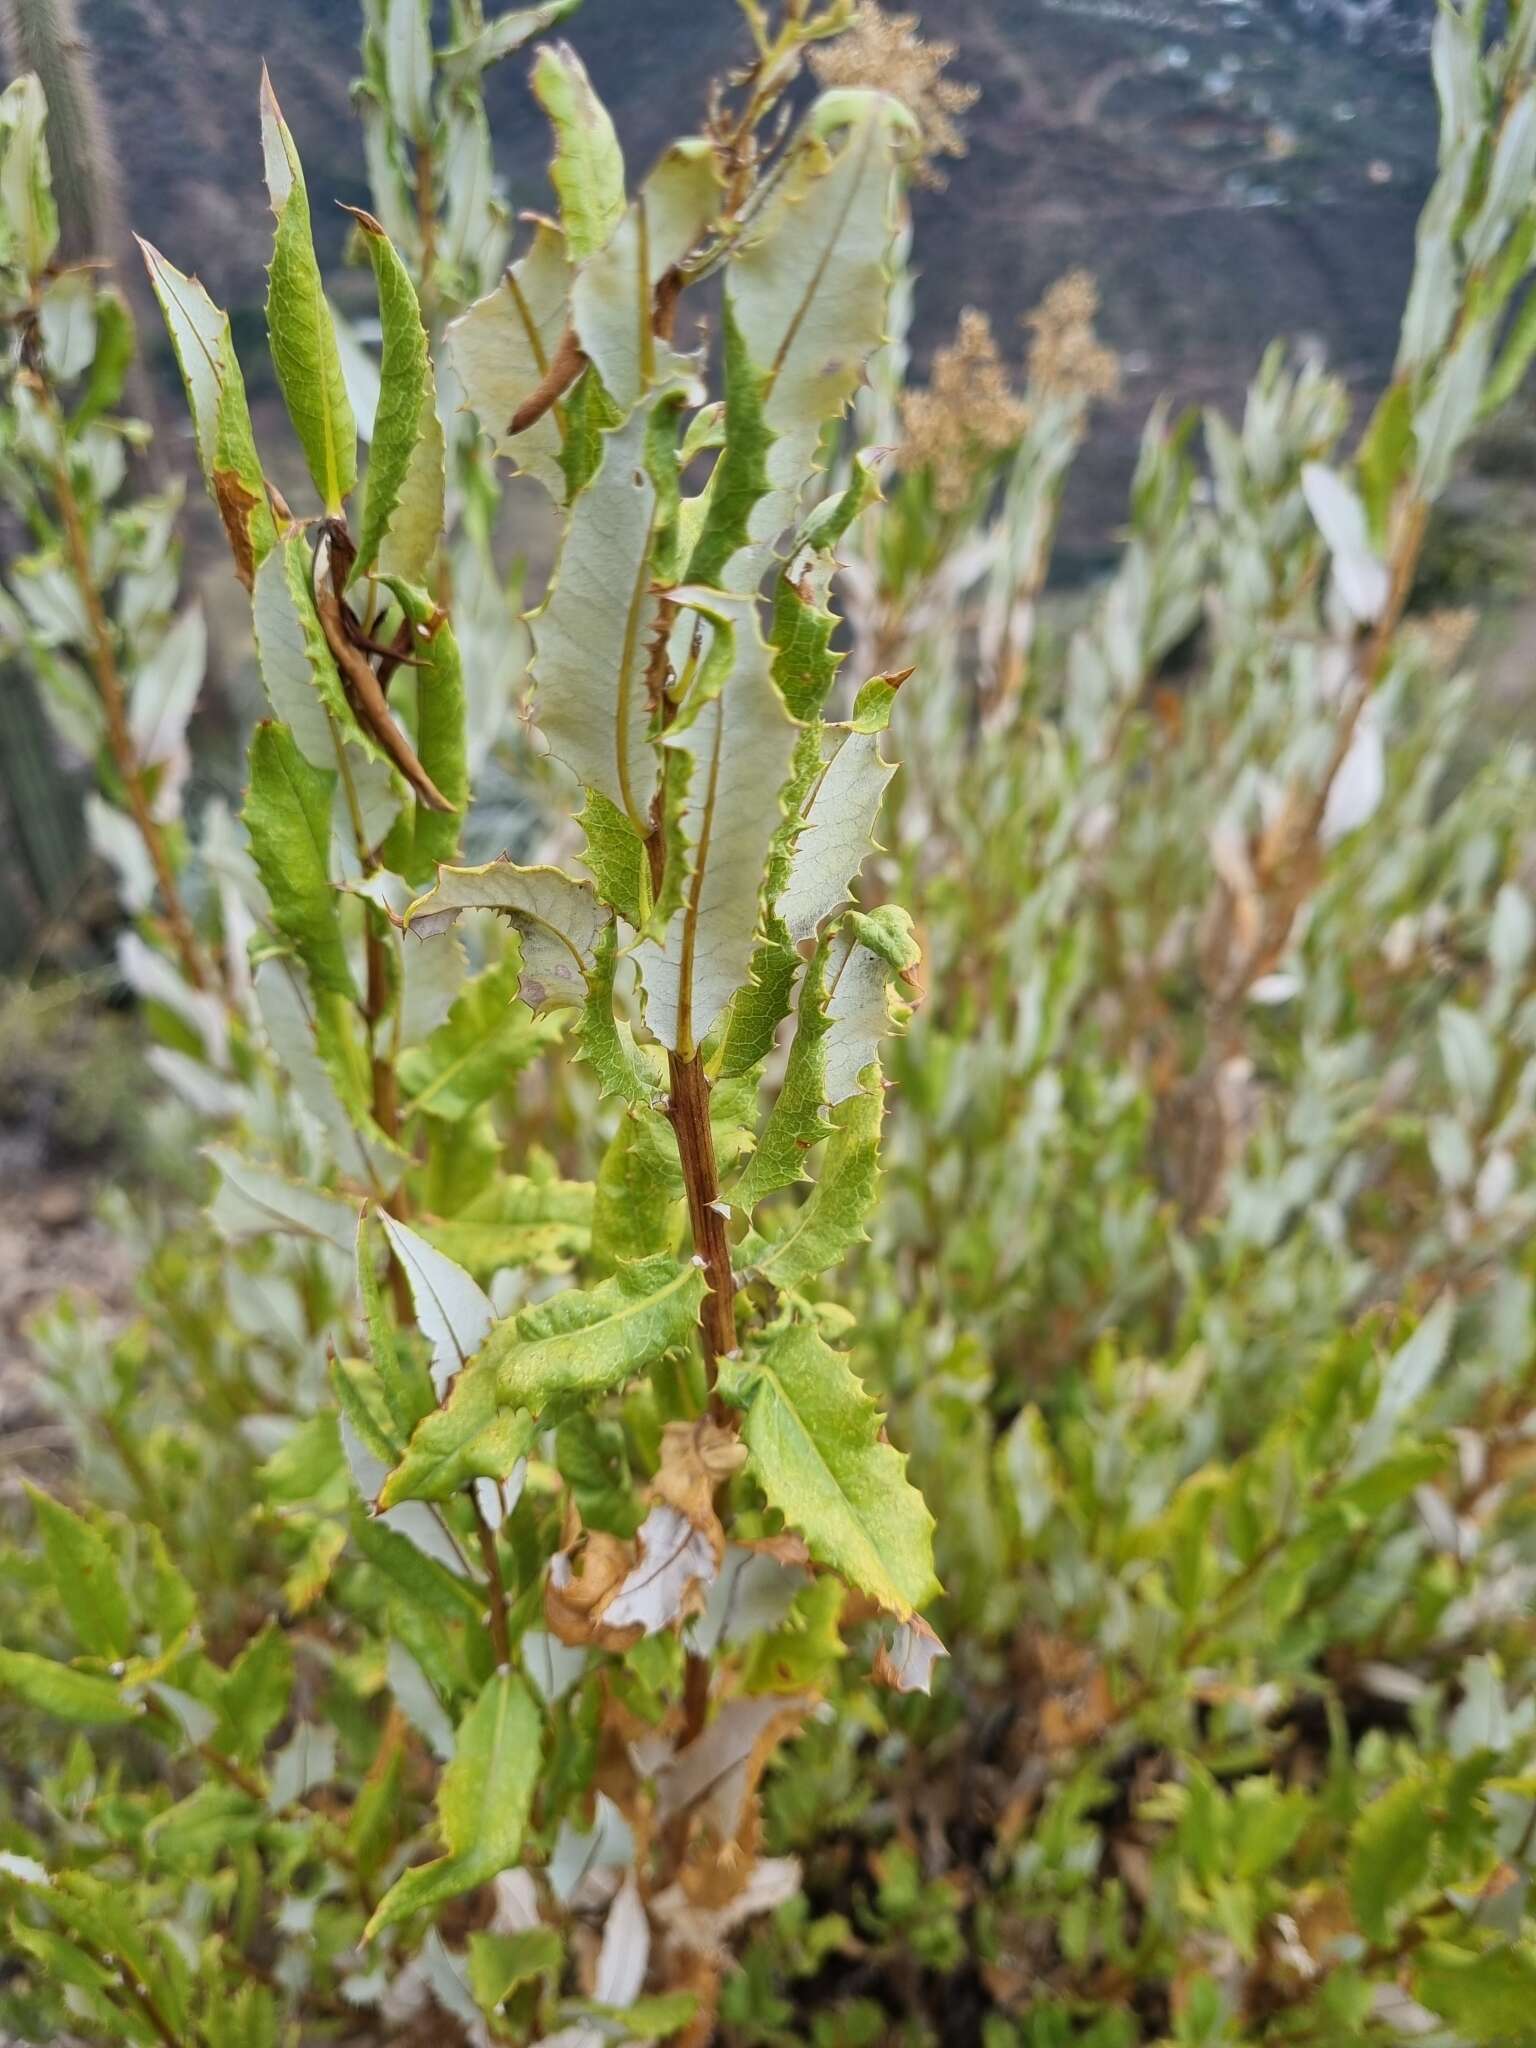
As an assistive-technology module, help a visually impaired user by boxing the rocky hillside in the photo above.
[70,0,1438,563]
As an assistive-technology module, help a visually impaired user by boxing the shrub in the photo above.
[3,3,1536,2044]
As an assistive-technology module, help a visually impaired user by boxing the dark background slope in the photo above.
[75,0,1438,563]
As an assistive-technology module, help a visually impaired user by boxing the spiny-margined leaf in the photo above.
[777,726,894,944]
[441,0,580,81]
[245,721,355,1000]
[719,1319,937,1621]
[638,611,798,1055]
[404,858,608,1010]
[579,790,649,927]
[398,949,562,1121]
[731,942,833,1213]
[138,239,276,587]
[377,581,469,884]
[592,1108,684,1267]
[769,454,883,721]
[530,396,673,832]
[684,301,771,590]
[378,1213,493,1398]
[347,207,443,583]
[487,1254,706,1414]
[379,1357,536,1508]
[577,925,663,1109]
[364,1671,541,1939]
[713,93,911,593]
[420,1174,594,1280]
[446,220,571,497]
[572,140,720,413]
[739,1073,882,1291]
[261,70,357,514]
[530,41,625,262]
[824,904,919,1102]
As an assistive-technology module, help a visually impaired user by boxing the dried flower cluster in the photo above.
[899,306,1030,510]
[1024,268,1121,407]
[809,1,978,188]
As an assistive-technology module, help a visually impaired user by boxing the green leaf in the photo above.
[716,93,909,592]
[379,1212,494,1397]
[1348,1775,1434,1943]
[579,790,649,927]
[686,300,772,588]
[216,1622,293,1764]
[778,728,894,944]
[740,1073,882,1289]
[572,140,721,413]
[250,535,365,771]
[488,1255,707,1415]
[405,859,608,1011]
[530,42,625,262]
[381,1358,536,1508]
[419,1174,594,1279]
[261,70,358,514]
[26,1488,133,1660]
[592,1108,684,1267]
[0,1649,137,1727]
[244,721,354,1000]
[639,611,798,1056]
[823,906,920,1102]
[0,75,59,275]
[349,209,441,582]
[138,238,277,587]
[732,941,832,1211]
[720,1320,938,1620]
[365,1671,541,1938]
[399,949,561,1121]
[468,1926,564,2014]
[1415,1945,1536,2041]
[206,1144,359,1251]
[530,397,671,834]
[576,925,660,1108]
[377,584,469,883]
[446,220,572,497]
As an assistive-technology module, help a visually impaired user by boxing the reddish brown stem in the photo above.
[665,1048,737,1400]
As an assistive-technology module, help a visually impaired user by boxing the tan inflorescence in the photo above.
[809,2,978,189]
[1024,269,1121,408]
[898,307,1030,510]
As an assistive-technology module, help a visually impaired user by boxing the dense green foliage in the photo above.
[4,2,1536,2043]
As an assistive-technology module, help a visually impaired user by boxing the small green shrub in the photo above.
[4,3,1536,2043]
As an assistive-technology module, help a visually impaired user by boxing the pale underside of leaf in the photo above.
[445,222,571,495]
[404,859,608,1010]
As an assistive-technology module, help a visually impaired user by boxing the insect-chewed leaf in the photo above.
[446,221,572,496]
[261,70,358,515]
[364,1671,541,1939]
[347,208,442,584]
[530,398,672,833]
[487,1254,707,1415]
[572,140,721,412]
[530,41,626,262]
[713,93,910,592]
[378,1213,493,1397]
[638,614,798,1056]
[719,1319,938,1621]
[403,859,608,1010]
[777,727,895,945]
[138,238,277,588]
